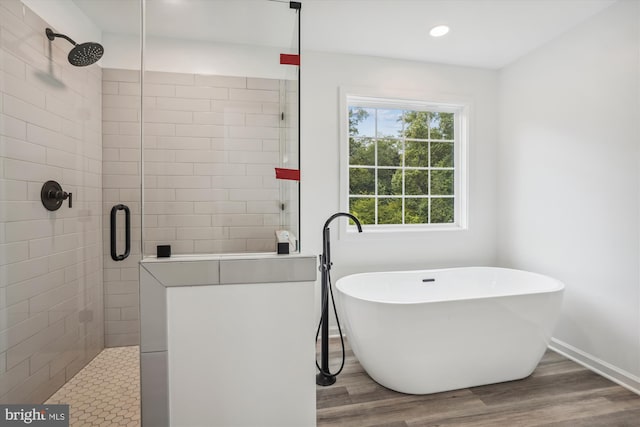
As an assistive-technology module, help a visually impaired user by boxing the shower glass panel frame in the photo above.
[140,0,301,258]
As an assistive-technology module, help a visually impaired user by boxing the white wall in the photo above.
[301,51,499,280]
[21,0,296,81]
[498,0,640,387]
[21,0,102,45]
[101,33,296,82]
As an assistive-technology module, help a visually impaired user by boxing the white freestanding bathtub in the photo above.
[335,267,564,394]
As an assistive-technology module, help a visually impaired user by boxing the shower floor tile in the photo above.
[45,346,140,427]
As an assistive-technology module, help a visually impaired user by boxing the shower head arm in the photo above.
[45,28,77,46]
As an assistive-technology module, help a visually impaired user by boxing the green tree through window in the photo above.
[348,104,456,226]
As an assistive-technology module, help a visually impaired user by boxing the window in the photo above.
[341,94,468,232]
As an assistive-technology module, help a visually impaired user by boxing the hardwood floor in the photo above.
[316,338,640,426]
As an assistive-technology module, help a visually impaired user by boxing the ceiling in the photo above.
[72,0,617,69]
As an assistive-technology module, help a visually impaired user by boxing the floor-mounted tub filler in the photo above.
[336,267,565,394]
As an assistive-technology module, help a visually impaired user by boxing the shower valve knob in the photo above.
[41,180,72,211]
[50,190,72,207]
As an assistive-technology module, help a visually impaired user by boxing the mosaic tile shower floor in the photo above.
[45,346,140,427]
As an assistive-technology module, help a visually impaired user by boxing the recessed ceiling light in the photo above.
[429,25,450,38]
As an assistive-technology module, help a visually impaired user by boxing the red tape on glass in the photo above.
[280,54,300,66]
[275,168,300,181]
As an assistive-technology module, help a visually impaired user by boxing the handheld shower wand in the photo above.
[316,212,362,386]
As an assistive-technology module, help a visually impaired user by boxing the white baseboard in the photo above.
[549,338,640,396]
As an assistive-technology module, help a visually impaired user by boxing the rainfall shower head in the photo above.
[68,42,104,67]
[45,28,104,67]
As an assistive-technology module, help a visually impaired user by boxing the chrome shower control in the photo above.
[41,180,72,211]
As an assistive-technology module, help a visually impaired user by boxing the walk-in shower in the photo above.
[0,1,105,405]
[99,0,302,261]
[0,0,301,413]
[132,3,305,425]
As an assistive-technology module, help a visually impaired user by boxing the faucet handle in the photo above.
[41,181,72,211]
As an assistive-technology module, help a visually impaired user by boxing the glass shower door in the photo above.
[140,0,301,256]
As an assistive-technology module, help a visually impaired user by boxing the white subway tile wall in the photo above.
[102,68,292,346]
[101,66,142,348]
[101,65,142,354]
[0,0,104,403]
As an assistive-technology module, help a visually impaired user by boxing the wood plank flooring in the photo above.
[317,338,640,426]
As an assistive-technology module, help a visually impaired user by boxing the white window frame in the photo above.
[339,87,469,239]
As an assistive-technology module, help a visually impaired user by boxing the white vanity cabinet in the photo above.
[139,254,317,427]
